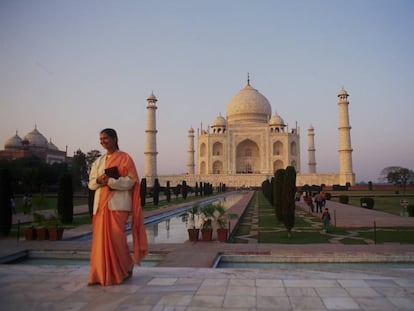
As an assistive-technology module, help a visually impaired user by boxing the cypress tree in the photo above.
[182,180,188,199]
[153,178,160,205]
[261,179,272,203]
[195,182,199,196]
[0,168,12,236]
[88,189,94,219]
[57,173,73,224]
[166,181,171,202]
[281,166,296,237]
[273,169,285,223]
[140,178,147,207]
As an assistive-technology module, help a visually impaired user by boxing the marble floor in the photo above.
[1,261,414,310]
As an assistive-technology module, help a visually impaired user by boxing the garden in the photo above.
[233,190,414,244]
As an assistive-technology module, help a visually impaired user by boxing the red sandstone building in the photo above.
[0,126,69,164]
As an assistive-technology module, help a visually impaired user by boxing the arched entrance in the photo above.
[235,139,260,173]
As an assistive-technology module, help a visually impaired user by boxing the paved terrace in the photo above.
[1,192,414,310]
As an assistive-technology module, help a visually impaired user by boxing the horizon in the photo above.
[1,0,413,183]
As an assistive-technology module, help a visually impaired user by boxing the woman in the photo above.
[88,128,148,286]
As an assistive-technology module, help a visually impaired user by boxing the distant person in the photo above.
[295,191,301,202]
[315,192,323,213]
[22,193,32,214]
[320,191,327,207]
[10,196,16,214]
[306,195,314,212]
[322,207,331,233]
[88,128,148,286]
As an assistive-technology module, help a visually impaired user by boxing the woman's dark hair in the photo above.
[100,128,119,150]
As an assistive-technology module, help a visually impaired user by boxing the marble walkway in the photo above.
[2,192,414,310]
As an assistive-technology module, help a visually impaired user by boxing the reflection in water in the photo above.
[128,193,245,244]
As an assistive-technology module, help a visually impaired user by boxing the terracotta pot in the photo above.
[201,228,213,241]
[187,228,199,241]
[24,228,37,240]
[36,227,48,240]
[48,228,64,241]
[216,228,228,242]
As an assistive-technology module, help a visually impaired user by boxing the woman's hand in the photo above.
[96,174,109,186]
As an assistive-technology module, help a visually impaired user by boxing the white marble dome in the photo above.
[4,132,22,149]
[226,82,271,124]
[212,115,226,127]
[48,139,59,150]
[23,127,48,148]
[269,113,285,126]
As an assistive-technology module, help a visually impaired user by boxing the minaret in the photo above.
[307,125,316,173]
[187,127,195,174]
[144,92,158,185]
[337,88,355,185]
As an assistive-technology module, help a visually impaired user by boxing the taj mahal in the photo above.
[144,77,355,188]
[1,77,354,189]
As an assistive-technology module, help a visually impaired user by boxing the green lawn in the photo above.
[259,231,331,244]
[233,191,414,244]
[357,229,414,244]
[329,190,414,216]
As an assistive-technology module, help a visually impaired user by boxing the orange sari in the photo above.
[89,151,148,286]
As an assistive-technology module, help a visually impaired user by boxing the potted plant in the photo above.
[215,204,237,242]
[184,205,200,241]
[198,204,216,241]
[46,215,64,241]
[32,212,48,240]
[24,225,37,240]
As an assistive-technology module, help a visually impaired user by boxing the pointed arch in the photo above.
[273,141,283,156]
[236,139,260,173]
[212,142,223,156]
[213,161,223,174]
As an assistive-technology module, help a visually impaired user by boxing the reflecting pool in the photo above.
[132,192,245,244]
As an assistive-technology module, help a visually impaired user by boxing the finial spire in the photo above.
[247,72,250,86]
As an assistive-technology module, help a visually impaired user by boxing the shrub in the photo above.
[0,168,12,236]
[339,195,349,204]
[57,173,73,224]
[360,197,374,209]
[166,181,171,202]
[273,169,285,223]
[261,179,272,203]
[182,180,188,199]
[140,178,147,207]
[407,205,414,217]
[281,166,296,235]
[153,179,160,205]
[324,192,331,200]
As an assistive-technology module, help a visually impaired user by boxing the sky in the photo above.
[1,0,414,183]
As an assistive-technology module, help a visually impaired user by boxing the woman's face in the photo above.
[100,132,117,152]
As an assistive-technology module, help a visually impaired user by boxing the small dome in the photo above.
[23,127,48,148]
[4,132,22,149]
[226,82,271,124]
[188,127,194,133]
[48,139,59,150]
[212,115,226,127]
[269,114,285,126]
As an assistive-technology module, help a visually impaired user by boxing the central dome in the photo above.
[226,82,271,124]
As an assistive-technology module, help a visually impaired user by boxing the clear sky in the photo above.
[1,0,413,183]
